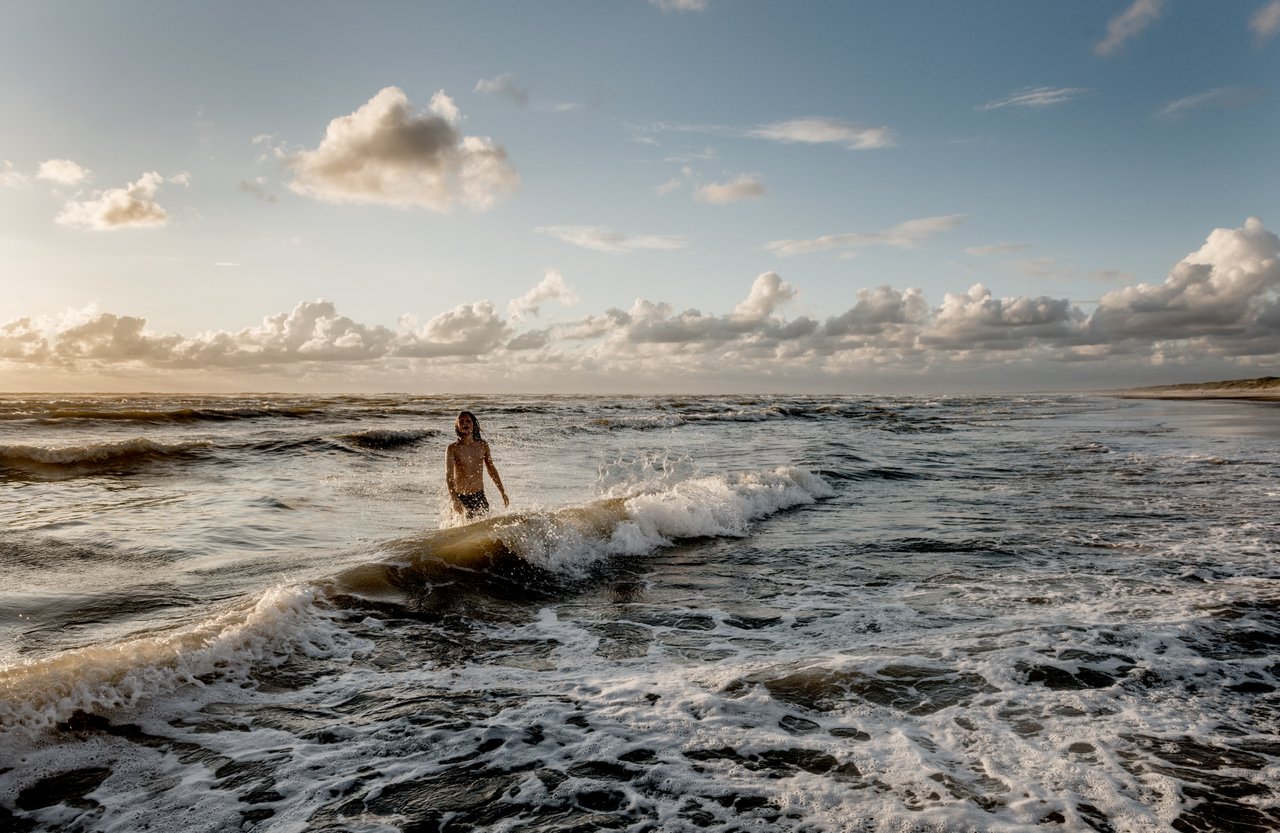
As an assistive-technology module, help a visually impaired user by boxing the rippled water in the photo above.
[1,394,1277,832]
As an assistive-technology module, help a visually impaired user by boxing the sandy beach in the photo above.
[1110,376,1280,401]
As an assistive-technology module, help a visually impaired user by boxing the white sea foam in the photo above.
[503,467,832,573]
[0,584,354,732]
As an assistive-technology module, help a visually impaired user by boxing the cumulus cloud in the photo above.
[288,86,519,211]
[1090,216,1280,355]
[509,270,578,318]
[822,286,930,340]
[1095,0,1165,56]
[0,318,50,361]
[694,174,765,204]
[750,118,894,150]
[536,225,689,254]
[475,73,530,107]
[37,159,89,186]
[925,284,1086,350]
[1252,1,1280,44]
[767,214,966,257]
[5,219,1277,386]
[56,172,175,230]
[732,272,796,322]
[979,86,1091,111]
[1156,87,1257,120]
[396,301,511,357]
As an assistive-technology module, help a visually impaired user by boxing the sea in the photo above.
[0,393,1277,833]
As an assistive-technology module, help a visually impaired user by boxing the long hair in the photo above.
[455,410,482,441]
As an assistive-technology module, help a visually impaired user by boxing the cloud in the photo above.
[1252,1,1280,44]
[0,318,50,361]
[474,73,529,107]
[749,118,894,150]
[767,214,966,257]
[693,174,765,204]
[0,161,29,189]
[5,219,1277,387]
[396,301,511,358]
[650,0,709,11]
[56,172,173,230]
[964,243,1031,256]
[536,225,689,254]
[1090,216,1280,355]
[37,159,89,186]
[979,86,1092,111]
[732,272,797,322]
[924,284,1087,351]
[1155,87,1257,120]
[655,177,683,196]
[239,176,278,202]
[288,86,519,211]
[509,270,579,318]
[1095,0,1165,56]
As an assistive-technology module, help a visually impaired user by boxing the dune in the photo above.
[1110,376,1280,401]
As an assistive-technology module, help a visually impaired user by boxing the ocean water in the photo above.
[0,393,1277,833]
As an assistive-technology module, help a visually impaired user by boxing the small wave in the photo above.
[0,438,210,475]
[328,467,832,602]
[337,428,439,450]
[10,405,324,424]
[0,585,355,732]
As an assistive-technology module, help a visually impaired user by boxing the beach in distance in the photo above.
[1110,376,1280,401]
[1,391,1277,832]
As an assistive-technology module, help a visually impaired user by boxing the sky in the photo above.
[1,0,1278,393]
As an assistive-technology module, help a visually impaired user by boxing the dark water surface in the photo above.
[1,394,1277,832]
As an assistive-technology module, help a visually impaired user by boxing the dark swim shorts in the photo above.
[457,490,490,518]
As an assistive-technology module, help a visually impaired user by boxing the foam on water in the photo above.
[1,394,1277,832]
[0,585,354,733]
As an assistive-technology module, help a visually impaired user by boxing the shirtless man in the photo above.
[445,410,509,519]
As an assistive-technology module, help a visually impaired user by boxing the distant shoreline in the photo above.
[1109,376,1280,401]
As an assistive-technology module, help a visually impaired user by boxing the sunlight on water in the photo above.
[1,394,1277,832]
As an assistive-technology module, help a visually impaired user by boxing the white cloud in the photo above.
[1095,0,1166,56]
[924,284,1086,350]
[749,117,894,150]
[56,172,172,230]
[509,270,579,318]
[693,174,765,204]
[475,73,529,107]
[979,86,1091,111]
[1090,216,1280,355]
[0,318,50,361]
[1156,87,1257,120]
[767,214,966,257]
[964,243,1031,256]
[655,177,683,196]
[732,272,796,322]
[239,176,277,202]
[536,225,689,254]
[650,0,709,11]
[36,159,89,186]
[0,161,30,189]
[1251,1,1280,44]
[5,219,1277,386]
[288,86,519,211]
[396,301,511,357]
